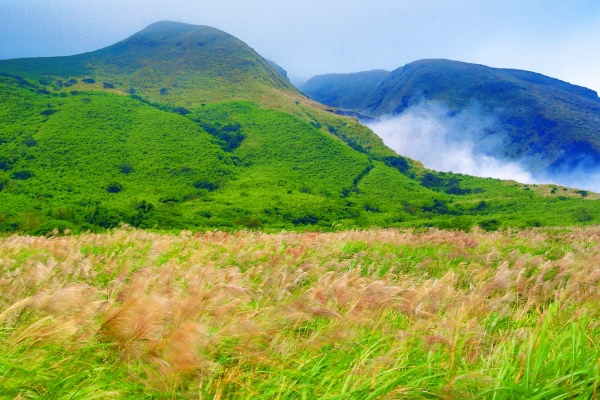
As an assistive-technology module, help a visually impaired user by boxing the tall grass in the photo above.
[2,227,600,397]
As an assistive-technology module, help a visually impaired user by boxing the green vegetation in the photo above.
[1,70,600,234]
[1,21,600,235]
[3,227,600,397]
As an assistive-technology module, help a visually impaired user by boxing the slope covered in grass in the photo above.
[2,23,600,234]
[3,227,600,398]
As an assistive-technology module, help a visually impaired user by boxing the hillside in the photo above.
[2,24,600,234]
[302,60,600,174]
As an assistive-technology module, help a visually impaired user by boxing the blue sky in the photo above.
[1,0,599,92]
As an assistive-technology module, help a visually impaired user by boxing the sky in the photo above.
[1,0,600,92]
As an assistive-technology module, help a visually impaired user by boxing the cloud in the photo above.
[365,102,537,183]
[366,101,600,192]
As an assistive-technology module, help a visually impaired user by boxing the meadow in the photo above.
[2,226,600,398]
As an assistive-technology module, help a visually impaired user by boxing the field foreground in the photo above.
[2,227,600,398]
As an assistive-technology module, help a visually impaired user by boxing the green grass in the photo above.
[3,227,600,397]
[2,72,600,234]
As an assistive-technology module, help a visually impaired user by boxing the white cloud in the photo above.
[366,102,537,183]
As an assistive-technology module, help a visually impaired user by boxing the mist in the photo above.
[365,102,600,192]
[365,102,536,182]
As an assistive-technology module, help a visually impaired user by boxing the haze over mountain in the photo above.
[1,22,600,234]
[302,60,600,190]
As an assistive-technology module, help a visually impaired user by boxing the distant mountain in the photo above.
[302,70,389,110]
[1,24,600,234]
[267,60,289,81]
[302,59,600,174]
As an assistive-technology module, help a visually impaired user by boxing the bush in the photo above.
[40,109,57,116]
[85,206,122,229]
[103,82,114,89]
[574,208,593,222]
[160,88,168,95]
[421,172,443,188]
[106,182,124,193]
[0,172,8,191]
[384,156,410,174]
[172,106,191,115]
[235,215,262,229]
[11,170,33,180]
[33,220,75,235]
[22,136,37,147]
[292,214,321,226]
[0,156,16,171]
[118,164,134,174]
[82,78,95,84]
[193,180,219,191]
[479,219,500,231]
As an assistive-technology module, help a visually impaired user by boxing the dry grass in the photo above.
[2,227,600,397]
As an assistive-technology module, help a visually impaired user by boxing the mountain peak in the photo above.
[108,21,232,53]
[0,21,297,106]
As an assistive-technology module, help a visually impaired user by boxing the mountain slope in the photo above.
[302,59,600,174]
[1,25,600,233]
[302,70,389,110]
[0,21,293,106]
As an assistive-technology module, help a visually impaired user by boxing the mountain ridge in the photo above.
[302,59,600,175]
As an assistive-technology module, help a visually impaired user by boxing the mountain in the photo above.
[302,70,389,110]
[302,59,600,174]
[1,23,600,234]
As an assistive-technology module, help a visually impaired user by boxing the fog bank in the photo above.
[365,102,600,192]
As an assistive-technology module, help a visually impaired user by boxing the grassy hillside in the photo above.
[3,227,600,398]
[2,24,600,234]
[2,71,600,234]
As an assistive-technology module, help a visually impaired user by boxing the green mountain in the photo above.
[302,59,600,174]
[1,23,600,234]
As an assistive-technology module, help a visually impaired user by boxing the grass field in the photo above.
[2,227,600,398]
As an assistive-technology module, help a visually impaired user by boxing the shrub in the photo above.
[172,106,191,115]
[22,136,37,147]
[421,172,443,188]
[82,78,95,84]
[292,213,321,225]
[11,170,33,180]
[160,88,168,95]
[85,206,122,228]
[118,164,134,174]
[574,208,593,222]
[106,182,124,193]
[384,156,410,174]
[193,180,219,191]
[235,215,262,229]
[479,219,500,231]
[103,82,114,89]
[0,172,8,191]
[0,156,15,171]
